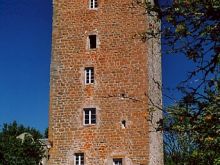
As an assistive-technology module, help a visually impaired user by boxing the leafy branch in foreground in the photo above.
[132,0,220,164]
[164,80,220,164]
[138,0,220,90]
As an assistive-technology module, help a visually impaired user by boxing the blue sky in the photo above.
[0,0,191,132]
[0,0,52,132]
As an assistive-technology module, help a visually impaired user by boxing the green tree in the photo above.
[0,121,45,165]
[163,82,220,164]
[134,0,220,164]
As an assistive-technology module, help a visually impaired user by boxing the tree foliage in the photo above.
[164,82,220,164]
[0,121,45,165]
[141,0,220,87]
[134,0,220,164]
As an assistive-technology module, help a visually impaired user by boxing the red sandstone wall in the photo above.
[49,0,150,164]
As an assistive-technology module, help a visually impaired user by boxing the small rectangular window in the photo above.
[90,0,98,9]
[84,108,96,125]
[113,158,122,165]
[74,153,84,165]
[85,67,94,84]
[89,35,97,49]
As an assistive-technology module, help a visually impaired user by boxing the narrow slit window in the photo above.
[89,35,97,49]
[85,67,94,84]
[74,153,84,165]
[84,108,96,125]
[113,158,122,165]
[121,120,126,129]
[90,0,98,9]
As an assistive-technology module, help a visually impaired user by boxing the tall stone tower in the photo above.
[49,0,163,164]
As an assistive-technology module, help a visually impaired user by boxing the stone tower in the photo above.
[49,0,163,164]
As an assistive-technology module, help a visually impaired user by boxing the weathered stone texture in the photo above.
[49,0,162,164]
[147,14,164,165]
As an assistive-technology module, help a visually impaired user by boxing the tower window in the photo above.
[85,67,94,84]
[74,153,84,165]
[113,158,123,165]
[90,0,98,9]
[84,108,96,125]
[89,35,97,49]
[121,120,126,129]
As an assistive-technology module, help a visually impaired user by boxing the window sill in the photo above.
[87,48,98,52]
[89,8,98,11]
[83,124,96,127]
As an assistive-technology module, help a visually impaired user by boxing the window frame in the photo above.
[89,0,98,9]
[84,67,94,84]
[74,153,84,165]
[83,108,96,125]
